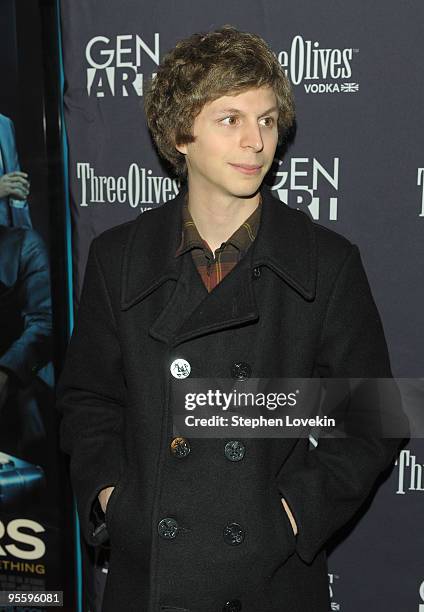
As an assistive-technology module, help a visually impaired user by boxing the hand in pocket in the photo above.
[281,497,298,536]
[98,486,115,514]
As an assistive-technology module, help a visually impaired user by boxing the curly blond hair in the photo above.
[143,25,295,178]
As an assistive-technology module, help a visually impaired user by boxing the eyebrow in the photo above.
[214,106,279,117]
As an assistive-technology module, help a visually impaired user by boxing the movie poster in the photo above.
[0,2,74,610]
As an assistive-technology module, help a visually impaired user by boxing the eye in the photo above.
[259,116,275,127]
[221,115,239,126]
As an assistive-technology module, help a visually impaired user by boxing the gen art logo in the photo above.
[272,156,340,221]
[277,35,359,94]
[85,33,160,97]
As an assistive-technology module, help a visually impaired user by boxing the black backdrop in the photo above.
[59,2,424,610]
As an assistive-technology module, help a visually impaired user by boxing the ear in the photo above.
[175,141,188,155]
[172,127,188,155]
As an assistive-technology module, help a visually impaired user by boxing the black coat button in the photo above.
[223,522,245,545]
[170,437,191,458]
[223,600,242,612]
[230,362,251,380]
[224,440,246,462]
[252,266,261,278]
[158,518,179,539]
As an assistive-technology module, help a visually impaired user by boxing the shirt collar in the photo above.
[175,193,262,258]
[119,185,317,312]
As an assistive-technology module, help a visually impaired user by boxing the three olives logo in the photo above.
[395,449,424,495]
[328,572,341,611]
[75,162,180,209]
[277,35,359,94]
[418,168,424,217]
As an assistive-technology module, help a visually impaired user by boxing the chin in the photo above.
[229,188,262,200]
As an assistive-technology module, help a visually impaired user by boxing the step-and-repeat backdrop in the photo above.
[60,1,424,610]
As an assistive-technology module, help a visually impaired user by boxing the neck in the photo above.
[186,184,260,254]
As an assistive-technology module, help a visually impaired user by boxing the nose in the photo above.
[239,120,264,152]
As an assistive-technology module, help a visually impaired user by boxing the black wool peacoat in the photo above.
[56,185,408,612]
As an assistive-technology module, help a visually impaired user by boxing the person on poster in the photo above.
[0,224,53,465]
[56,26,409,611]
[0,113,32,229]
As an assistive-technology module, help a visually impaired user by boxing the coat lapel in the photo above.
[251,187,317,301]
[173,246,259,345]
[147,252,208,344]
[120,185,317,344]
[120,188,184,311]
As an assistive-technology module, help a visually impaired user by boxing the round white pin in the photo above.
[170,358,191,379]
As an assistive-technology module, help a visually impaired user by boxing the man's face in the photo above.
[176,86,279,199]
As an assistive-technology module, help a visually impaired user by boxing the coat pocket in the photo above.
[269,481,297,561]
[104,475,129,534]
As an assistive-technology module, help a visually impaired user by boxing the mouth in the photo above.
[229,163,263,175]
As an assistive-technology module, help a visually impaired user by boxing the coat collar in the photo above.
[120,184,317,311]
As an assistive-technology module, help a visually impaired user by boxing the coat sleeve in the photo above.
[0,229,52,387]
[55,237,126,547]
[275,243,410,564]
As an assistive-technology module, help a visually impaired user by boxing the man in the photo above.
[56,26,408,611]
[0,113,32,228]
[0,224,53,464]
